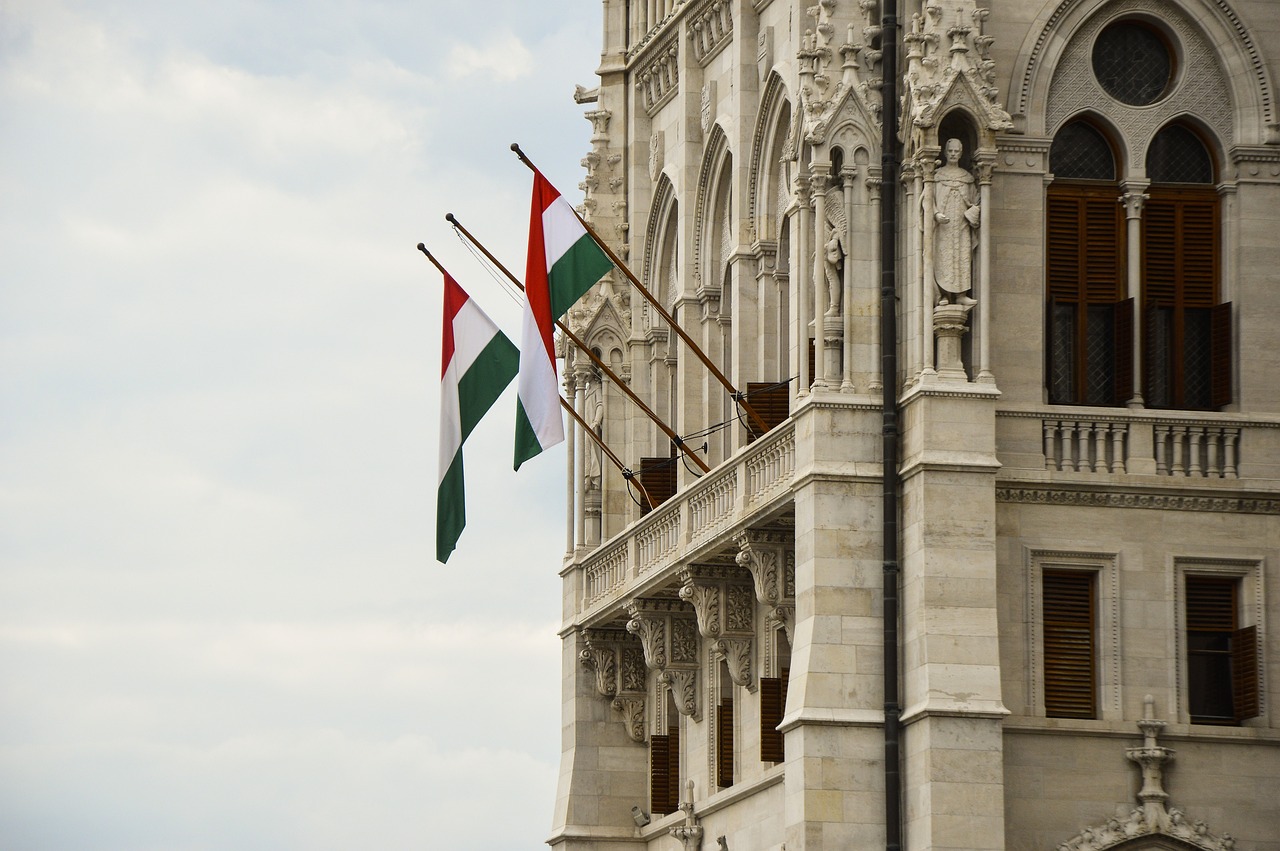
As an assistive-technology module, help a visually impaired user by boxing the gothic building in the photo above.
[550,1,1280,849]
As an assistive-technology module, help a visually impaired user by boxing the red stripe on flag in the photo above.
[525,172,560,362]
[441,272,467,379]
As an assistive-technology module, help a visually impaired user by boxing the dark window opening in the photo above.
[1043,571,1097,719]
[1092,21,1174,106]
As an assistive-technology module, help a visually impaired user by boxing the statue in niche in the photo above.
[932,137,980,305]
[822,223,844,316]
[583,373,604,491]
[822,195,847,317]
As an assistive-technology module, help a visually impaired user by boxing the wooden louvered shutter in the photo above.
[717,698,734,787]
[745,382,790,442]
[1046,192,1082,303]
[1211,302,1233,409]
[1114,298,1134,404]
[638,449,678,515]
[1186,576,1237,724]
[1143,200,1178,308]
[649,734,673,814]
[759,673,785,762]
[1042,571,1096,719]
[1083,195,1123,305]
[666,722,680,809]
[1233,624,1260,722]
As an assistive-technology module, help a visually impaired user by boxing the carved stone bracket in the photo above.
[611,695,648,743]
[581,628,649,743]
[627,598,701,720]
[680,564,757,689]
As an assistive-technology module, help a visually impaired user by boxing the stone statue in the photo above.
[822,223,844,316]
[583,375,604,490]
[932,137,980,305]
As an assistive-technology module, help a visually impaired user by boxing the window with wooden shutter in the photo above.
[1045,169,1127,405]
[717,661,734,788]
[1185,576,1259,724]
[759,671,787,763]
[649,734,673,814]
[1142,124,1227,410]
[637,447,678,515]
[1042,571,1096,719]
[744,381,790,442]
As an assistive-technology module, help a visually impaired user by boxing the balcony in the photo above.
[571,419,797,621]
[996,405,1280,496]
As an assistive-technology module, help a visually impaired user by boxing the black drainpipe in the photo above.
[879,3,902,851]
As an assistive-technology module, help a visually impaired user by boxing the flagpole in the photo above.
[509,143,770,436]
[442,214,710,475]
[417,243,658,509]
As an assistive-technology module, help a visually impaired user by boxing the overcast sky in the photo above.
[0,1,603,847]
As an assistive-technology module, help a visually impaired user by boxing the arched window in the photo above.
[1142,123,1228,410]
[1046,120,1131,405]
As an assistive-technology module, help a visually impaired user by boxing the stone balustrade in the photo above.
[999,406,1280,484]
[578,422,796,613]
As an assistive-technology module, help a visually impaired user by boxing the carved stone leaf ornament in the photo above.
[621,646,647,692]
[612,696,648,743]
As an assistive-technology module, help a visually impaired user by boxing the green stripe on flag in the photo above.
[457,333,519,442]
[513,401,543,471]
[548,236,613,320]
[436,453,466,563]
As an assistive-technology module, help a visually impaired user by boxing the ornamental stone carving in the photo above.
[581,628,649,743]
[1055,696,1237,851]
[626,598,701,720]
[681,564,756,690]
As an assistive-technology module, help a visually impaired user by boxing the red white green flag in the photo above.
[515,171,613,469]
[438,272,518,563]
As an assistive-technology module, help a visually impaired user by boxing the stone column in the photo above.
[810,163,831,391]
[1121,180,1149,408]
[919,153,938,378]
[975,154,995,383]
[778,399,887,850]
[795,175,812,397]
[899,381,1007,851]
[565,368,577,554]
[841,166,857,392]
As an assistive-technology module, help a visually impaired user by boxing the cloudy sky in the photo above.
[0,1,602,847]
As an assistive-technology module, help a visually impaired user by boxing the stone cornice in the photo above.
[996,485,1280,514]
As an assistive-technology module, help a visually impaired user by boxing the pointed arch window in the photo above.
[1142,124,1229,410]
[1046,120,1131,405]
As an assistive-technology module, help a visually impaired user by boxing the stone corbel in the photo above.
[627,598,701,720]
[611,695,648,743]
[714,637,753,688]
[735,530,794,609]
[660,668,699,718]
[582,628,650,742]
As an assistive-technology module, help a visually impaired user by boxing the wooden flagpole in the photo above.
[419,243,661,508]
[441,215,710,475]
[509,143,770,436]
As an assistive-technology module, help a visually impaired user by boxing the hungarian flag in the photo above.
[514,171,613,469]
[438,272,518,563]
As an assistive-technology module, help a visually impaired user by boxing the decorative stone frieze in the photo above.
[688,0,733,67]
[635,35,680,116]
[996,486,1280,515]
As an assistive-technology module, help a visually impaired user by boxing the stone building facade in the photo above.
[550,1,1280,849]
